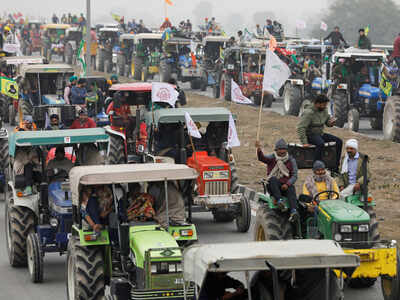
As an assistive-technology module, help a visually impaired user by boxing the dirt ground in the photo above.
[185,92,400,241]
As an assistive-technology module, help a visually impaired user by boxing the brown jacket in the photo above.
[337,152,371,188]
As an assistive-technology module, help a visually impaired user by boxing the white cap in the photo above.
[345,139,358,150]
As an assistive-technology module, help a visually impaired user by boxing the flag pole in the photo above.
[256,90,265,141]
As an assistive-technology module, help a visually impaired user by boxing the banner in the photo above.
[262,49,291,97]
[269,35,277,51]
[165,0,173,5]
[151,82,179,107]
[227,113,240,149]
[184,112,201,139]
[231,79,252,104]
[77,40,86,76]
[320,21,328,32]
[0,76,19,99]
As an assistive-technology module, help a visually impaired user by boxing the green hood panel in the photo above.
[130,225,181,268]
[319,200,370,223]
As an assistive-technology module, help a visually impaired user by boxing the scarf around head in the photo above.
[305,173,334,199]
[266,152,290,182]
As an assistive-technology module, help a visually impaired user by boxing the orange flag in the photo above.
[165,0,173,5]
[269,36,277,51]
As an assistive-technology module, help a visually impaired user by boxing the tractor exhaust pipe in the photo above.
[362,155,369,211]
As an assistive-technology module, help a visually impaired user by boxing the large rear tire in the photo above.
[66,238,105,300]
[220,73,232,101]
[133,56,144,80]
[0,138,9,194]
[254,204,292,241]
[2,97,9,123]
[27,232,43,283]
[21,100,33,118]
[9,104,16,126]
[263,93,274,108]
[333,91,348,128]
[107,135,125,164]
[383,95,400,142]
[348,108,360,132]
[159,59,171,83]
[116,54,126,77]
[97,49,105,72]
[190,79,201,90]
[235,195,251,233]
[283,83,302,116]
[6,205,35,267]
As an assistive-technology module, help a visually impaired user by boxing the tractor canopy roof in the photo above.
[119,33,135,41]
[134,33,163,42]
[226,46,265,55]
[42,23,71,30]
[332,48,386,61]
[69,163,198,205]
[0,56,44,65]
[9,128,109,157]
[183,240,360,289]
[203,35,230,43]
[99,27,120,33]
[66,27,82,33]
[20,63,74,76]
[147,107,236,125]
[110,82,152,92]
[371,44,393,51]
[164,37,191,45]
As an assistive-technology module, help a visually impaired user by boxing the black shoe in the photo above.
[289,211,300,223]
[277,200,287,212]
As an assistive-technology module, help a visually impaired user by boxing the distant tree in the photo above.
[311,0,400,45]
[192,1,213,26]
[253,11,276,26]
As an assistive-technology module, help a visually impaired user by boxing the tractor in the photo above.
[253,143,399,298]
[216,42,273,107]
[82,75,110,126]
[116,33,135,77]
[64,27,83,65]
[5,128,110,283]
[146,107,251,233]
[0,118,8,195]
[18,63,76,129]
[66,163,199,300]
[20,21,42,56]
[132,33,163,81]
[97,27,121,73]
[329,48,387,132]
[40,24,71,62]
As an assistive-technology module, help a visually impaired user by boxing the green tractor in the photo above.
[253,145,399,299]
[66,163,198,300]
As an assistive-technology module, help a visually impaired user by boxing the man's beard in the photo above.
[318,107,325,111]
[314,174,327,182]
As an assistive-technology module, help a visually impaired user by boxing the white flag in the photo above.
[296,20,307,30]
[262,49,291,97]
[152,82,179,108]
[320,21,328,32]
[231,79,253,104]
[227,113,240,149]
[184,112,201,139]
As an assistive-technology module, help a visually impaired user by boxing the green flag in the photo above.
[77,40,87,76]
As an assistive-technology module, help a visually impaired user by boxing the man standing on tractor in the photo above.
[338,139,371,198]
[297,95,342,173]
[70,109,96,129]
[357,29,371,50]
[64,75,77,105]
[46,114,65,130]
[324,26,347,49]
[160,18,172,31]
[255,138,299,222]
[70,78,87,105]
[391,33,400,68]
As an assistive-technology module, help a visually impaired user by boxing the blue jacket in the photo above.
[70,86,87,105]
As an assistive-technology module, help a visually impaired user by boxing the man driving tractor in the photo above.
[46,146,74,179]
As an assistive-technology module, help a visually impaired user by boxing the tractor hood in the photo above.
[319,200,370,223]
[130,225,181,268]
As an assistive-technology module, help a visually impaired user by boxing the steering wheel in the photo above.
[48,168,69,181]
[313,190,340,204]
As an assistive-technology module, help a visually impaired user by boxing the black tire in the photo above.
[213,84,220,99]
[381,253,400,300]
[21,100,33,118]
[9,104,16,126]
[6,205,35,267]
[159,59,171,83]
[66,44,73,65]
[254,94,262,106]
[200,74,207,91]
[190,79,201,90]
[212,211,235,223]
[347,277,376,288]
[27,233,43,283]
[66,238,105,300]
[235,195,251,233]
[97,49,105,72]
[220,73,232,101]
[116,54,126,77]
[133,56,144,80]
[383,95,400,142]
[142,67,149,82]
[254,204,292,241]
[230,162,240,194]
[0,138,9,194]
[283,83,302,116]
[333,90,348,128]
[2,97,9,123]
[367,206,380,242]
[370,117,383,130]
[107,135,125,164]
[348,108,360,132]
[263,93,273,108]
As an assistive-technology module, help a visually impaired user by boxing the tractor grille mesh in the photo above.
[205,181,229,195]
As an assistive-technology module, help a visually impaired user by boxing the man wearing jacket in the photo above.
[338,139,370,198]
[70,78,87,105]
[358,29,371,50]
[297,95,342,173]
[324,26,347,49]
[392,33,400,68]
[256,138,299,222]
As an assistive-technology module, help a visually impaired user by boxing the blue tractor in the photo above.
[5,129,110,283]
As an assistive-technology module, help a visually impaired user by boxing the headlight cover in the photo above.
[340,225,352,233]
[358,224,369,232]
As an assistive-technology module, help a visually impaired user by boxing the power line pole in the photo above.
[86,0,91,75]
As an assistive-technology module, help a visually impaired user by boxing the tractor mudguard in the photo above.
[345,194,376,207]
[72,225,110,246]
[104,126,126,140]
[258,193,289,210]
[168,224,197,242]
[8,181,39,215]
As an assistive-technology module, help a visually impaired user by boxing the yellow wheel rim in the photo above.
[141,70,145,81]
[256,225,265,241]
[131,63,135,77]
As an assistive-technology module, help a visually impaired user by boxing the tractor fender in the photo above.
[8,181,39,216]
[104,126,126,141]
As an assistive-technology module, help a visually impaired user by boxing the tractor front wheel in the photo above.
[107,135,125,165]
[383,95,400,142]
[235,195,251,233]
[27,232,43,283]
[283,83,302,116]
[348,109,360,132]
[333,91,348,128]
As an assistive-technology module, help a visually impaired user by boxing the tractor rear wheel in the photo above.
[107,135,125,165]
[116,54,126,77]
[21,100,33,119]
[133,56,144,80]
[97,50,105,72]
[254,204,292,241]
[27,232,43,283]
[0,138,9,194]
[333,91,348,128]
[263,93,274,108]
[348,109,360,132]
[159,59,171,83]
[2,97,9,123]
[283,83,302,116]
[9,104,16,126]
[381,253,400,300]
[66,238,105,300]
[6,205,35,267]
[383,95,400,142]
[220,73,231,101]
[190,79,201,90]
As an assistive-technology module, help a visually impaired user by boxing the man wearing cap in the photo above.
[46,146,73,181]
[297,94,343,173]
[303,160,339,202]
[46,114,65,130]
[70,109,96,129]
[64,75,77,105]
[70,78,87,105]
[255,138,299,221]
[338,139,371,198]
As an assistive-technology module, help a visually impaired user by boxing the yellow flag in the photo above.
[165,0,173,5]
[111,13,121,22]
[0,77,19,100]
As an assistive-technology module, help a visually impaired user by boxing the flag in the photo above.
[262,49,291,97]
[162,28,171,41]
[77,40,87,76]
[111,13,121,22]
[151,82,179,107]
[269,35,277,51]
[0,76,19,99]
[219,46,224,60]
[165,0,173,5]
[320,21,328,32]
[296,20,307,30]
[365,24,370,36]
[184,112,201,139]
[231,79,252,104]
[227,113,240,149]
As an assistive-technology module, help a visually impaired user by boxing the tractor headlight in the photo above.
[340,225,352,233]
[219,171,229,179]
[334,233,342,241]
[227,64,234,70]
[158,262,169,274]
[50,218,58,227]
[203,171,214,179]
[358,224,369,232]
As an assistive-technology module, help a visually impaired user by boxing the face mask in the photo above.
[314,174,326,182]
[318,106,325,111]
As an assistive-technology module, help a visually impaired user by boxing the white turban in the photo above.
[345,139,358,150]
